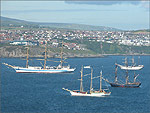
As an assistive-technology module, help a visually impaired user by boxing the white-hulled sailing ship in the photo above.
[116,56,144,70]
[107,56,143,88]
[63,66,111,97]
[3,41,76,73]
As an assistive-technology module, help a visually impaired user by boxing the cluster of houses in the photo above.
[0,29,149,49]
[51,40,85,50]
[9,41,39,46]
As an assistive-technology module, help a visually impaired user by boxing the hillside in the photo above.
[1,42,150,58]
[39,23,121,31]
[1,16,121,31]
[1,16,39,28]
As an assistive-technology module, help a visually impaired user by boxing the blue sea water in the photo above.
[1,56,150,112]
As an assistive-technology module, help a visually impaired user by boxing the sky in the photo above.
[1,1,150,30]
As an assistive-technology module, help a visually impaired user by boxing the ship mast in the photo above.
[125,57,129,84]
[126,70,129,84]
[90,67,93,93]
[44,44,47,69]
[100,71,102,91]
[134,72,136,83]
[60,41,63,68]
[80,66,84,92]
[115,63,118,83]
[132,56,136,82]
[138,56,140,65]
[134,74,139,83]
[132,56,135,66]
[26,47,29,68]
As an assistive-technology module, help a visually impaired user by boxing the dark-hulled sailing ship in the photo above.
[107,57,144,88]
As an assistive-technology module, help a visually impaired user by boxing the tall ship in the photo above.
[63,66,111,97]
[3,41,76,73]
[106,57,143,88]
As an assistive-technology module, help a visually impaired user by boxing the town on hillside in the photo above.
[0,27,150,57]
[1,28,150,46]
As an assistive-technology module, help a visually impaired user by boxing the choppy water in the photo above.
[1,56,150,112]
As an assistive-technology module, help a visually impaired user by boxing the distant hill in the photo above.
[1,16,39,28]
[1,16,27,23]
[1,16,121,31]
[132,29,150,32]
[38,22,121,31]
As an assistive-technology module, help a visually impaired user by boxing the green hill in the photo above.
[1,16,39,28]
[1,16,121,31]
[38,23,121,31]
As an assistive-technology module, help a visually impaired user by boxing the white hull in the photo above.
[14,67,75,73]
[70,91,111,97]
[3,63,75,73]
[117,64,144,70]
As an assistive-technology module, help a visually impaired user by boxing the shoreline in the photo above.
[1,54,150,59]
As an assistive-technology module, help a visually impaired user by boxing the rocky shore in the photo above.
[0,46,149,58]
[0,46,104,58]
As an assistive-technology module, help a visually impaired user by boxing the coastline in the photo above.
[1,54,150,59]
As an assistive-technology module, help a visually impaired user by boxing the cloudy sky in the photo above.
[1,1,150,30]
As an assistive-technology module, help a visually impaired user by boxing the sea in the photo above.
[1,56,150,112]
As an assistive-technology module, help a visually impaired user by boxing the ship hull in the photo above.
[13,67,75,73]
[109,82,141,88]
[70,91,111,97]
[117,64,144,70]
[3,63,75,73]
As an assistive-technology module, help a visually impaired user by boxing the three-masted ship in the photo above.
[3,41,75,73]
[108,57,143,88]
[63,66,111,97]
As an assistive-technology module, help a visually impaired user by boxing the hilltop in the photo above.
[1,16,121,31]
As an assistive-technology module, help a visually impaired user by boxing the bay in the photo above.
[1,56,150,112]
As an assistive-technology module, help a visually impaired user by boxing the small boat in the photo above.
[3,41,76,73]
[63,66,111,97]
[106,56,143,88]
